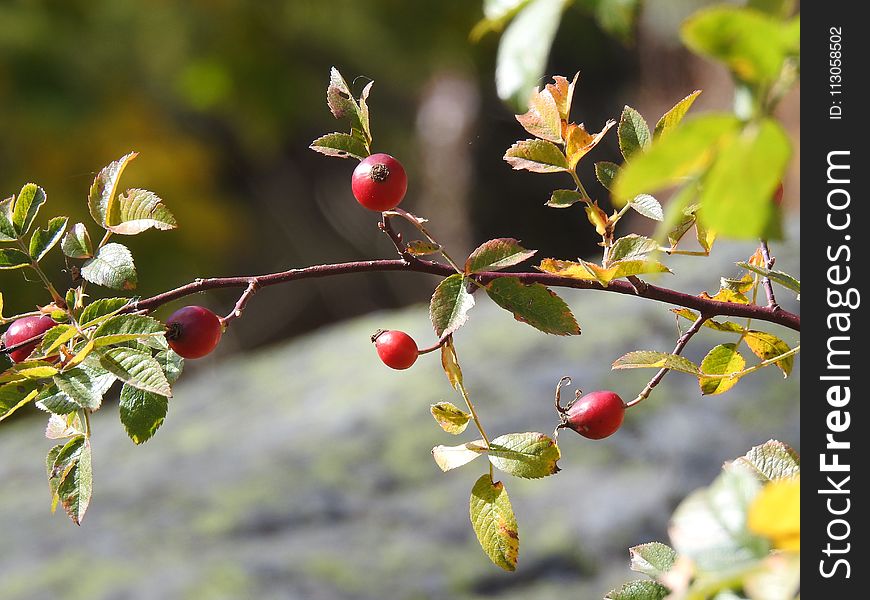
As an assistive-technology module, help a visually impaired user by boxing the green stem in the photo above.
[457,381,493,479]
[18,240,64,306]
[569,170,591,201]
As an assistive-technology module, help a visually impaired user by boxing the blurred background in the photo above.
[1,1,799,598]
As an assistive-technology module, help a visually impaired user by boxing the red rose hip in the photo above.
[561,390,626,440]
[165,306,223,359]
[351,153,408,211]
[3,315,57,363]
[372,330,418,370]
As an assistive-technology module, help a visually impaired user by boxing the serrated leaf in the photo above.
[93,314,166,347]
[89,152,138,227]
[545,72,578,122]
[699,119,790,239]
[699,343,746,395]
[155,349,184,384]
[629,542,677,578]
[609,235,658,262]
[0,380,41,421]
[737,262,800,295]
[81,243,137,290]
[671,308,745,333]
[470,474,519,571]
[630,194,664,221]
[612,114,740,205]
[12,183,47,236]
[488,432,561,479]
[538,258,671,286]
[61,223,93,259]
[46,436,87,515]
[57,437,92,525]
[612,351,700,375]
[310,132,370,160]
[405,240,441,256]
[654,90,702,139]
[106,189,177,235]
[431,440,486,471]
[29,217,68,262]
[504,139,569,173]
[79,298,131,328]
[97,347,171,396]
[720,273,755,295]
[606,580,670,600]
[66,340,95,369]
[515,86,563,143]
[595,161,620,191]
[0,197,17,241]
[429,274,475,338]
[565,120,616,169]
[744,331,793,376]
[731,440,800,482]
[0,248,31,270]
[326,68,369,144]
[45,412,85,440]
[440,339,463,390]
[36,384,80,415]
[465,238,536,274]
[40,325,78,355]
[119,383,169,445]
[618,105,652,159]
[430,402,471,435]
[53,368,105,410]
[486,277,580,335]
[12,365,59,380]
[495,0,567,107]
[546,189,583,208]
[700,288,750,304]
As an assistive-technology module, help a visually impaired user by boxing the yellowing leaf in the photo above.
[744,330,794,376]
[748,477,800,551]
[431,441,486,472]
[538,258,671,286]
[544,72,579,121]
[515,86,563,143]
[654,90,702,140]
[565,120,616,169]
[585,202,609,236]
[430,402,471,435]
[440,339,463,390]
[699,343,746,395]
[469,474,519,571]
[504,139,569,173]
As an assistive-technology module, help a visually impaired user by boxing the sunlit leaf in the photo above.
[565,120,616,169]
[629,194,664,221]
[93,314,166,347]
[546,189,583,208]
[618,105,651,159]
[97,347,171,396]
[504,139,569,173]
[405,240,441,257]
[0,197,17,241]
[629,542,677,578]
[747,477,800,551]
[61,223,94,259]
[731,440,800,482]
[612,351,700,375]
[430,401,471,435]
[671,308,745,333]
[654,90,702,140]
[0,380,41,421]
[440,339,463,390]
[515,86,563,143]
[486,277,580,335]
[29,217,68,262]
[310,132,370,160]
[469,474,519,571]
[79,298,132,328]
[106,189,177,235]
[605,580,669,600]
[466,238,536,273]
[699,343,746,395]
[89,152,138,228]
[0,248,31,270]
[431,440,486,471]
[539,258,671,286]
[429,274,475,338]
[744,330,794,376]
[81,243,137,290]
[488,432,560,479]
[737,262,800,295]
[608,235,658,262]
[12,183,47,236]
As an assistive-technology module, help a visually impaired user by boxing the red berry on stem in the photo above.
[564,390,625,440]
[165,306,223,359]
[372,330,418,370]
[3,315,56,363]
[351,153,408,211]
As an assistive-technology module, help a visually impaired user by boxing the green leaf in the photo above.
[432,441,487,472]
[503,139,570,173]
[629,194,664,221]
[326,68,371,145]
[79,297,132,328]
[654,90,702,140]
[546,189,583,208]
[469,474,520,571]
[629,542,677,578]
[699,343,746,395]
[36,384,80,415]
[743,330,793,376]
[29,216,68,262]
[1,363,59,382]
[612,114,740,205]
[681,6,798,84]
[612,350,700,375]
[669,467,767,572]
[310,132,370,160]
[466,238,536,274]
[81,243,137,290]
[495,0,568,108]
[595,161,620,191]
[40,325,78,355]
[53,368,108,410]
[0,197,17,241]
[737,262,800,295]
[429,274,475,338]
[485,277,580,335]
[0,380,41,421]
[488,432,561,479]
[97,347,171,396]
[430,402,471,435]
[89,152,138,228]
[699,119,790,239]
[618,105,652,159]
[609,235,658,262]
[119,383,169,444]
[54,436,93,525]
[93,314,166,347]
[606,580,670,600]
[730,440,800,482]
[61,222,94,259]
[671,308,745,333]
[155,349,184,384]
[405,240,441,256]
[106,189,177,235]
[0,248,31,270]
[12,183,47,236]
[515,87,563,143]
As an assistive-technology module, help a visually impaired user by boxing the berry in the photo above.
[372,330,418,370]
[3,315,57,363]
[165,306,223,359]
[562,390,625,439]
[351,153,408,211]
